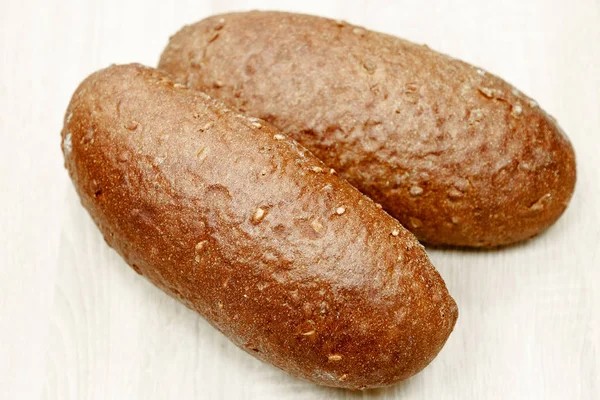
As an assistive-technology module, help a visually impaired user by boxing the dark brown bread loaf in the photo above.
[159,11,576,247]
[61,64,457,389]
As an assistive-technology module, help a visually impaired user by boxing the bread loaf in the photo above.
[61,64,458,389]
[159,11,576,247]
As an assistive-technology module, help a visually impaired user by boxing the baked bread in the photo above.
[61,64,458,389]
[159,11,577,247]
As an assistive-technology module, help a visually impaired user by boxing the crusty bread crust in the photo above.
[61,64,458,389]
[159,11,576,247]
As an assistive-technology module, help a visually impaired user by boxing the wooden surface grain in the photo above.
[1,0,598,399]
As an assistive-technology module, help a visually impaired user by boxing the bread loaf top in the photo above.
[159,11,576,247]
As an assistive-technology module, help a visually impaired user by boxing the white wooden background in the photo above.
[1,0,599,399]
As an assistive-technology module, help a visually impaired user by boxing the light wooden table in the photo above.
[1,0,599,399]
